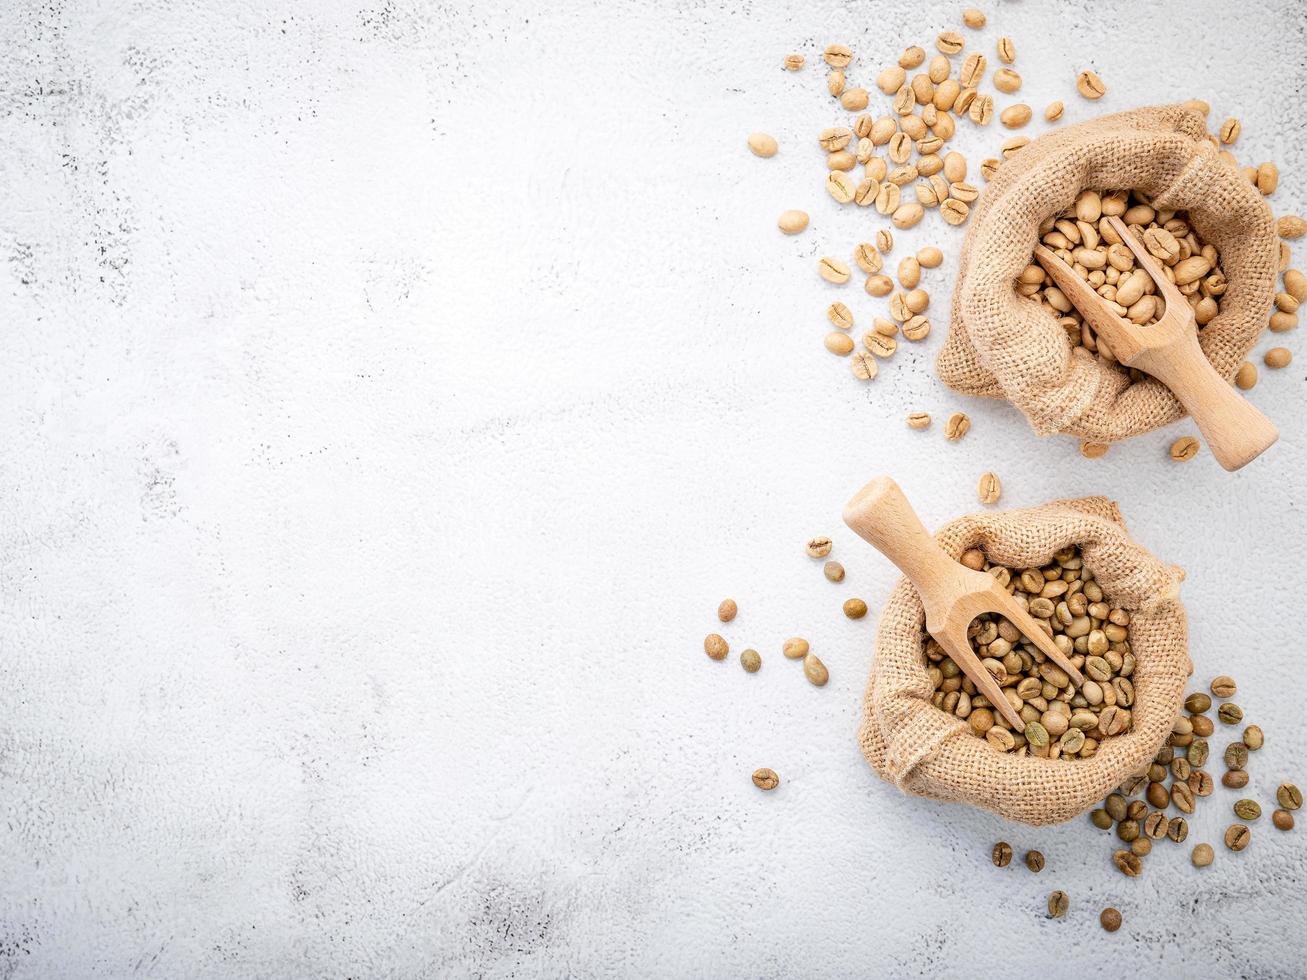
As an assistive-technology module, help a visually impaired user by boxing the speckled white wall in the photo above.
[1,0,1305,977]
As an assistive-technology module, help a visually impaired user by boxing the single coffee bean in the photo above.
[1168,817,1189,843]
[752,767,780,790]
[1100,907,1122,933]
[1185,692,1212,713]
[1130,837,1151,857]
[1192,715,1214,737]
[1117,819,1139,843]
[1144,811,1169,840]
[748,132,779,157]
[1218,703,1244,725]
[906,411,931,429]
[1170,436,1200,462]
[977,472,1001,504]
[782,637,809,660]
[1223,770,1249,789]
[740,648,761,673]
[1171,782,1195,814]
[1113,850,1142,877]
[1243,725,1264,750]
[1172,757,1192,781]
[992,841,1013,867]
[803,653,829,687]
[1191,843,1214,867]
[778,209,809,234]
[1146,781,1169,809]
[806,537,833,559]
[718,599,738,622]
[1024,850,1045,873]
[1076,69,1106,99]
[1047,891,1069,918]
[1224,824,1251,851]
[823,561,845,583]
[944,412,971,440]
[850,350,878,380]
[843,598,868,619]
[1025,722,1049,750]
[1090,808,1113,830]
[1188,771,1214,797]
[1105,793,1127,822]
[1225,742,1249,771]
[1211,675,1237,698]
[1189,739,1210,767]
[1273,809,1295,831]
[1126,800,1147,821]
[1277,783,1303,810]
[1234,799,1262,821]
[705,634,729,660]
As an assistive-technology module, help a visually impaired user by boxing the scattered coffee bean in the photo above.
[1167,817,1189,843]
[1189,771,1214,797]
[1185,692,1212,713]
[1273,809,1295,831]
[705,634,729,660]
[1171,781,1196,814]
[1144,812,1169,840]
[1091,808,1113,830]
[783,53,805,71]
[977,472,1001,504]
[748,132,779,157]
[752,767,780,790]
[782,637,809,659]
[1218,703,1244,725]
[1024,850,1044,873]
[1223,770,1249,789]
[1277,784,1302,810]
[850,350,878,380]
[843,598,868,619]
[1191,843,1214,867]
[1224,742,1249,771]
[1147,782,1169,809]
[1264,347,1292,369]
[806,537,833,559]
[803,653,829,687]
[740,648,761,673]
[1234,799,1262,821]
[1170,436,1201,462]
[778,209,809,234]
[1130,837,1151,857]
[718,599,738,623]
[1105,794,1127,822]
[1192,715,1214,737]
[945,412,971,440]
[1211,676,1237,698]
[993,841,1013,867]
[1243,725,1264,750]
[1100,908,1122,933]
[1117,819,1139,843]
[1113,850,1141,877]
[1076,70,1106,99]
[906,411,932,429]
[1224,824,1251,851]
[1047,891,1069,918]
[824,561,845,583]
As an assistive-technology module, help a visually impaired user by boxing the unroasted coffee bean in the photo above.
[824,561,845,583]
[1168,817,1189,843]
[1105,794,1127,822]
[1225,742,1249,771]
[1146,781,1169,809]
[1218,703,1244,725]
[1243,724,1264,750]
[1189,739,1210,767]
[782,637,809,660]
[752,767,780,790]
[1113,850,1142,877]
[806,537,833,559]
[993,841,1013,867]
[1192,843,1214,867]
[843,598,868,619]
[1211,675,1237,698]
[906,411,931,429]
[748,132,779,157]
[1278,783,1303,810]
[1130,837,1151,857]
[803,653,829,686]
[1144,811,1169,840]
[717,599,738,622]
[1185,692,1212,714]
[1234,799,1262,821]
[1274,809,1295,830]
[705,634,729,660]
[1024,850,1045,873]
[1127,800,1147,821]
[1047,890,1068,918]
[1076,70,1106,99]
[1172,782,1195,814]
[1223,770,1249,789]
[778,209,809,234]
[1188,770,1214,797]
[1192,715,1214,737]
[945,412,971,440]
[977,472,1001,504]
[1224,824,1250,851]
[740,648,761,673]
[1100,907,1122,933]
[1091,808,1113,829]
[1170,436,1200,462]
[1117,819,1139,843]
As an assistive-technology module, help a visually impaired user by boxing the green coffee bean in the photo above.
[1277,783,1303,810]
[1225,742,1249,771]
[1234,799,1262,821]
[1218,703,1244,725]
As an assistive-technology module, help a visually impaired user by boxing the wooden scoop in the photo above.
[843,477,1084,732]
[1034,214,1277,471]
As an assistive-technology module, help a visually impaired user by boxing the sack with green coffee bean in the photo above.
[936,104,1278,442]
[859,496,1188,826]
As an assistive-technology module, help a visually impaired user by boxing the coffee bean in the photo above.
[1225,742,1249,771]
[748,132,779,157]
[1218,703,1244,725]
[1091,808,1113,830]
[1211,675,1237,698]
[1105,794,1127,822]
[977,472,1002,504]
[1116,819,1139,843]
[1170,436,1200,462]
[1100,908,1122,933]
[782,637,809,660]
[1243,725,1264,750]
[1144,811,1169,840]
[823,561,845,583]
[1025,721,1050,751]
[740,648,761,673]
[806,537,832,558]
[1168,817,1189,843]
[945,412,971,441]
[1024,850,1045,873]
[752,767,780,790]
[1127,800,1147,821]
[1146,781,1169,808]
[1076,70,1106,99]
[1113,850,1142,877]
[850,350,878,380]
[992,841,1013,867]
[1047,891,1069,918]
[1277,783,1303,810]
[1192,715,1214,737]
[718,599,738,623]
[1223,770,1249,789]
[843,598,868,619]
[778,209,809,234]
[1191,843,1215,867]
[1273,809,1295,831]
[1188,771,1214,797]
[803,653,829,687]
[1185,692,1212,714]
[1171,782,1195,814]
[1130,837,1151,857]
[1189,739,1210,767]
[705,634,729,660]
[1234,799,1262,821]
[906,411,932,429]
[1172,757,1192,781]
[1224,824,1251,851]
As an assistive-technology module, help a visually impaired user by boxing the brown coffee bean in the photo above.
[1168,817,1189,843]
[945,412,971,440]
[803,653,829,687]
[1047,890,1069,918]
[1126,800,1147,821]
[1210,675,1237,697]
[1192,715,1214,737]
[1172,782,1195,814]
[1130,837,1151,857]
[1278,783,1303,810]
[782,637,809,660]
[1218,703,1244,725]
[1192,843,1214,867]
[1189,739,1210,767]
[1024,850,1045,873]
[1145,781,1168,808]
[1185,692,1212,713]
[806,536,833,558]
[1224,824,1251,851]
[823,561,845,583]
[740,648,761,673]
[1223,770,1249,789]
[1100,907,1122,933]
[705,634,729,660]
[1090,808,1113,829]
[843,598,868,619]
[1188,771,1214,797]
[992,841,1013,867]
[1113,850,1142,877]
[1243,725,1264,750]
[1225,742,1249,771]
[1273,809,1295,831]
[1144,811,1169,840]
[752,767,780,790]
[1170,436,1200,462]
[717,599,738,623]
[1105,793,1127,822]
[1117,819,1139,843]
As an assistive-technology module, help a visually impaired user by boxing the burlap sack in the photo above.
[859,496,1187,826]
[937,105,1278,441]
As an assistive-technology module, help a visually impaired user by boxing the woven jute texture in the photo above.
[936,105,1278,442]
[859,496,1188,826]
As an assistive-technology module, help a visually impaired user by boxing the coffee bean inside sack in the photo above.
[926,544,1134,758]
[1017,190,1228,378]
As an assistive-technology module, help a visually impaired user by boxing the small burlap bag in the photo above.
[859,496,1187,826]
[937,105,1278,442]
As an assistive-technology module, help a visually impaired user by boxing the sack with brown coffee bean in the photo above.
[859,496,1187,826]
[936,105,1278,441]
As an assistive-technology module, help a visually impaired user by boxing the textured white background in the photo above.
[2,0,1306,977]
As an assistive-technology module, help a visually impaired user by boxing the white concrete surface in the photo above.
[2,0,1305,976]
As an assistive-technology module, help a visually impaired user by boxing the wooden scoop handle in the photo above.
[1134,332,1278,472]
[843,477,971,594]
